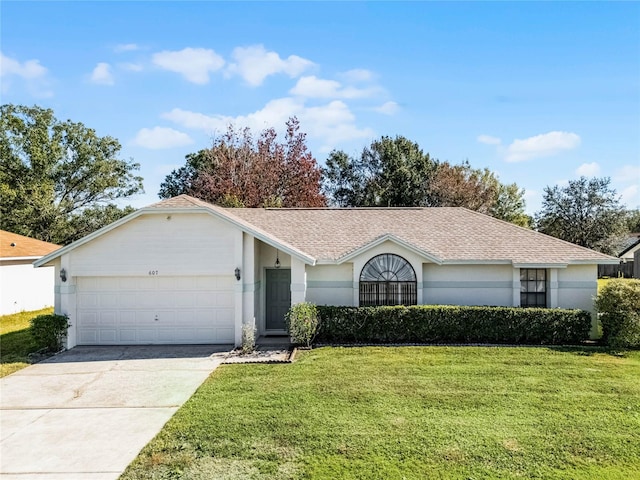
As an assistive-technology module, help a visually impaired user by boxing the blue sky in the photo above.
[2,1,639,213]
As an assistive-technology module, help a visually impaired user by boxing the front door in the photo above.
[265,269,291,331]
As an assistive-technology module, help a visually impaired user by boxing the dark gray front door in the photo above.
[266,269,291,331]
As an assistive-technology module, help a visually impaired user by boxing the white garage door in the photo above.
[76,276,235,345]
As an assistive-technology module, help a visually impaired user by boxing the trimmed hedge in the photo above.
[316,305,592,345]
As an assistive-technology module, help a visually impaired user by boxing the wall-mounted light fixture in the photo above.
[275,250,281,269]
[60,268,67,282]
[234,267,241,281]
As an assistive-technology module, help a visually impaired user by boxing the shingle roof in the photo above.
[150,195,616,265]
[0,230,60,259]
[617,234,640,257]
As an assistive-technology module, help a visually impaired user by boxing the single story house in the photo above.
[35,195,618,348]
[1,230,60,315]
[598,233,639,278]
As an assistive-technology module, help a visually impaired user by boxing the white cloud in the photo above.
[477,134,502,145]
[90,62,115,85]
[115,43,140,52]
[120,62,143,72]
[374,101,399,115]
[132,127,194,149]
[339,69,375,83]
[289,75,379,99]
[0,52,52,97]
[0,52,48,79]
[620,184,639,208]
[575,162,600,177]
[226,45,314,86]
[505,131,581,162]
[163,97,373,151]
[152,47,225,84]
[614,165,640,183]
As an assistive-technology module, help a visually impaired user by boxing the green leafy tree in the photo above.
[625,209,640,233]
[0,104,143,244]
[322,136,436,207]
[322,136,529,226]
[535,177,628,254]
[491,183,532,228]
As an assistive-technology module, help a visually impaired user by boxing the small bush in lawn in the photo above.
[595,279,640,349]
[241,319,256,354]
[30,314,69,353]
[285,302,319,347]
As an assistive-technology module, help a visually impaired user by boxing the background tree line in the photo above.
[1,104,637,255]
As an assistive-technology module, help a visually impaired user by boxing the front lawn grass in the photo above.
[0,307,52,377]
[122,346,640,480]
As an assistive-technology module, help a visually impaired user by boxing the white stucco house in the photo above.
[35,195,617,348]
[1,230,60,315]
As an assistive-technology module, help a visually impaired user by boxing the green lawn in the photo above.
[122,346,640,480]
[0,307,53,377]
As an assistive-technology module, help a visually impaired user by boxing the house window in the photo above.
[359,254,417,306]
[520,269,547,307]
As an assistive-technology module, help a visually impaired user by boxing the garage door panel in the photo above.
[99,311,117,325]
[78,293,98,309]
[120,311,136,325]
[100,294,118,308]
[119,329,137,343]
[215,328,234,343]
[215,309,234,324]
[77,276,235,345]
[79,330,98,344]
[175,292,196,307]
[99,329,117,344]
[215,293,234,307]
[118,293,137,309]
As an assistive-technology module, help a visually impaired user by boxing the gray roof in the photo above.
[149,195,616,265]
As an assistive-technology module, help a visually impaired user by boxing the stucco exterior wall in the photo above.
[306,264,354,306]
[69,213,237,277]
[0,261,55,314]
[556,264,597,313]
[422,264,514,306]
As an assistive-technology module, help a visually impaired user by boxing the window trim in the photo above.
[359,253,417,307]
[520,268,547,308]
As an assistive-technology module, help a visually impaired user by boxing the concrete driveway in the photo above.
[0,345,230,480]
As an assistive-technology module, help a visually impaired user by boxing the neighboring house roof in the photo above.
[35,194,618,268]
[0,230,60,260]
[617,234,640,258]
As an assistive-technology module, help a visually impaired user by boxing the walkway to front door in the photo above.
[265,268,291,331]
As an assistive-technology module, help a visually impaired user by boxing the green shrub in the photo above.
[315,305,592,345]
[595,279,640,349]
[285,302,319,347]
[30,314,69,353]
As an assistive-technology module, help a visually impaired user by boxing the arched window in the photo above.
[359,254,417,306]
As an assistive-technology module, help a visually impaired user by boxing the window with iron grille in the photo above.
[520,268,547,307]
[359,254,417,306]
